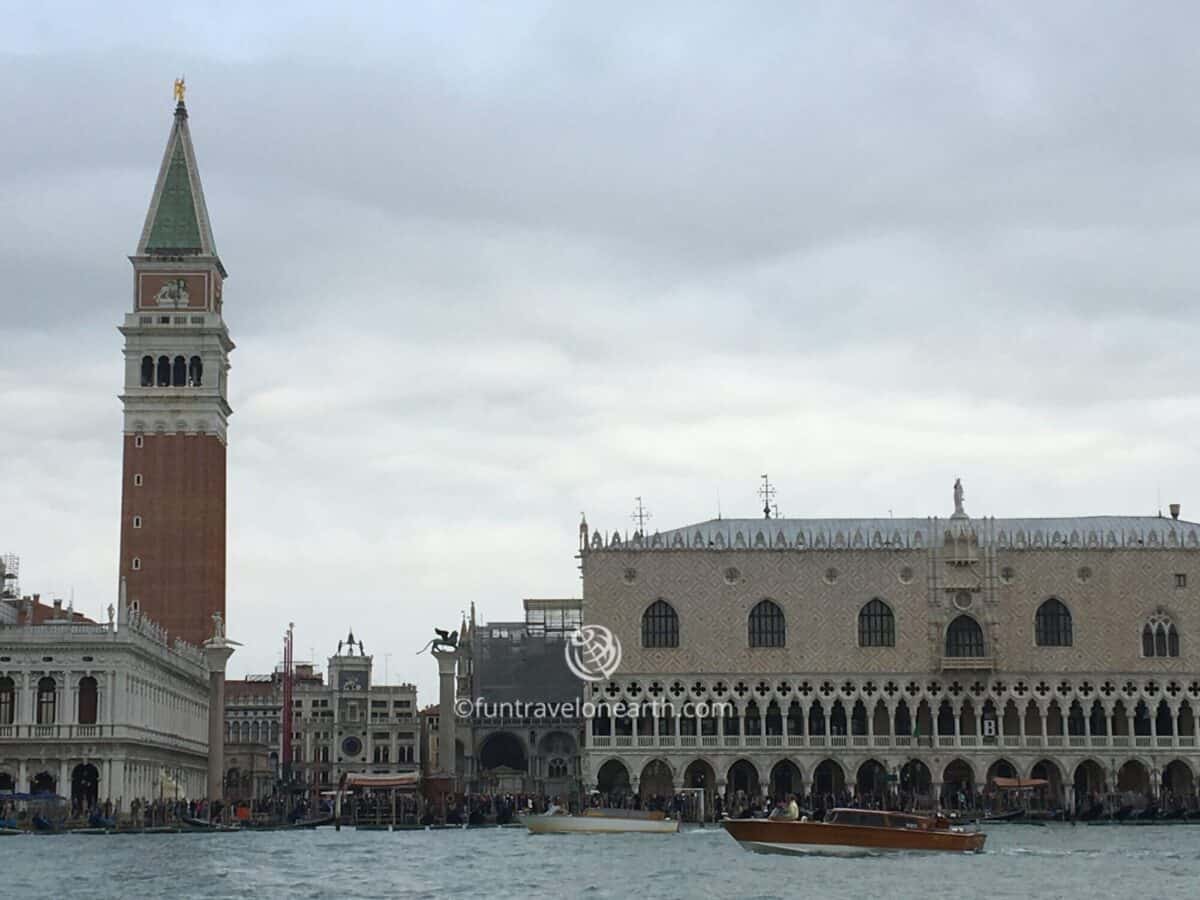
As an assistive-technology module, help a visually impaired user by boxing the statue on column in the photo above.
[418,628,459,655]
[953,478,965,517]
[211,611,225,640]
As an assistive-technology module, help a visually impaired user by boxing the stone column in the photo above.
[203,640,236,805]
[433,648,459,781]
[21,674,34,726]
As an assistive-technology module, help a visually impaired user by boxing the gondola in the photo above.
[1077,803,1105,821]
[31,815,62,834]
[289,813,333,829]
[981,809,1025,822]
[181,815,239,832]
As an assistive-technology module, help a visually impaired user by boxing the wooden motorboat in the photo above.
[723,808,986,855]
[526,807,680,835]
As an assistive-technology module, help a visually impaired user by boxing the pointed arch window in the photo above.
[641,600,679,648]
[858,598,895,647]
[1143,613,1180,658]
[748,599,785,648]
[945,615,984,657]
[1035,598,1073,647]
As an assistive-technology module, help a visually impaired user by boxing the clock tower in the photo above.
[118,93,234,647]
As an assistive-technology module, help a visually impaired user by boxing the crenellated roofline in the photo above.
[583,515,1200,553]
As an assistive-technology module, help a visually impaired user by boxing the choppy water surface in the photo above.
[3,823,1197,899]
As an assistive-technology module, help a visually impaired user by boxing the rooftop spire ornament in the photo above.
[173,77,186,103]
[631,496,651,537]
[759,474,776,520]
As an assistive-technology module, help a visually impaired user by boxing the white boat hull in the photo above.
[526,815,679,835]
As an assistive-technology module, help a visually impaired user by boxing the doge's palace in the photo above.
[579,484,1200,813]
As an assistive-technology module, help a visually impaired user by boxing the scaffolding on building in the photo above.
[1,554,19,599]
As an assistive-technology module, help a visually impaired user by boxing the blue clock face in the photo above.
[342,736,362,758]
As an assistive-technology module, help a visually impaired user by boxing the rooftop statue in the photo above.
[174,77,186,103]
[953,478,965,517]
[418,628,459,655]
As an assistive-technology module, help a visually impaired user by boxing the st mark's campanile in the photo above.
[118,89,233,646]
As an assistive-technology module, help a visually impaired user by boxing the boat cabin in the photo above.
[826,809,947,830]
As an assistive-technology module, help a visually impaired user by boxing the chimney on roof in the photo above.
[53,598,62,611]
[33,593,40,605]
[1170,503,1180,520]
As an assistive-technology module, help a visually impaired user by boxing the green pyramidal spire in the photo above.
[137,100,219,260]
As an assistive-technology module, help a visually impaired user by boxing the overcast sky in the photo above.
[4,2,1200,697]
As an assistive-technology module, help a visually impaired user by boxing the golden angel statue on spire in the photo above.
[173,77,186,103]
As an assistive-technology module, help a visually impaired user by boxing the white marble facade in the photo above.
[0,604,210,809]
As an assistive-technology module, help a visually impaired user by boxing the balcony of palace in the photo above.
[583,671,1200,757]
[588,730,1197,753]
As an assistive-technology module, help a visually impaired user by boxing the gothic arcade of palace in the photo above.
[578,496,1200,809]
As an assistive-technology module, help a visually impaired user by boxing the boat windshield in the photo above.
[825,809,935,829]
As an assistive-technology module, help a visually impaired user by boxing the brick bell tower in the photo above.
[118,87,233,647]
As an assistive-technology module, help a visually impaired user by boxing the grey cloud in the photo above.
[5,2,1200,694]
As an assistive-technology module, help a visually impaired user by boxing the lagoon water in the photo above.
[3,823,1196,899]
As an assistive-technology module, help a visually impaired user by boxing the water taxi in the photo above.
[526,807,680,835]
[723,808,985,855]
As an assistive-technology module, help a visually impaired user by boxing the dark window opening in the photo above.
[945,615,984,657]
[641,600,679,648]
[1035,598,1073,647]
[748,599,785,648]
[77,676,98,725]
[859,598,895,647]
[37,677,56,725]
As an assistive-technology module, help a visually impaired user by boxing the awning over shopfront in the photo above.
[990,777,1049,791]
[340,772,420,790]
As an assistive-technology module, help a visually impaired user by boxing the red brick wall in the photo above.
[118,432,226,646]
